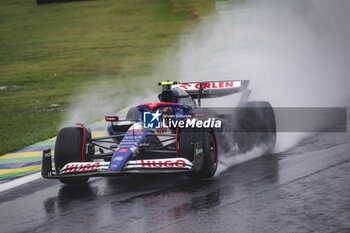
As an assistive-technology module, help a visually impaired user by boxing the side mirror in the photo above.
[105,116,119,122]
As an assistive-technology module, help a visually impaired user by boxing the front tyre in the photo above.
[179,128,218,179]
[55,127,91,185]
[195,129,218,178]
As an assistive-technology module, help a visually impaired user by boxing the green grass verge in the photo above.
[0,0,215,155]
[0,157,42,164]
[0,170,40,180]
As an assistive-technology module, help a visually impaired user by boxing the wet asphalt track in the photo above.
[1,129,350,233]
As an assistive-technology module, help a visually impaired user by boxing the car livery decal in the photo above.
[109,123,153,171]
[172,81,241,91]
[60,162,110,174]
[125,158,193,169]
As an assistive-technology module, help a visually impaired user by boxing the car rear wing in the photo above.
[158,80,251,106]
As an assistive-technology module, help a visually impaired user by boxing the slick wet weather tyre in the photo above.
[55,127,90,185]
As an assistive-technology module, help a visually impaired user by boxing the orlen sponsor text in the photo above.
[178,81,238,90]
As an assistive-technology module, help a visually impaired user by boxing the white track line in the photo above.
[0,172,41,193]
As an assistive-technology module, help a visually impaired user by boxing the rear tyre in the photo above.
[126,107,141,121]
[55,127,91,185]
[234,101,276,153]
[179,128,218,179]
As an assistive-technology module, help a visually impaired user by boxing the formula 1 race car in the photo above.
[42,80,276,185]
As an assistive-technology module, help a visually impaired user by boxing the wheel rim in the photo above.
[208,132,218,168]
